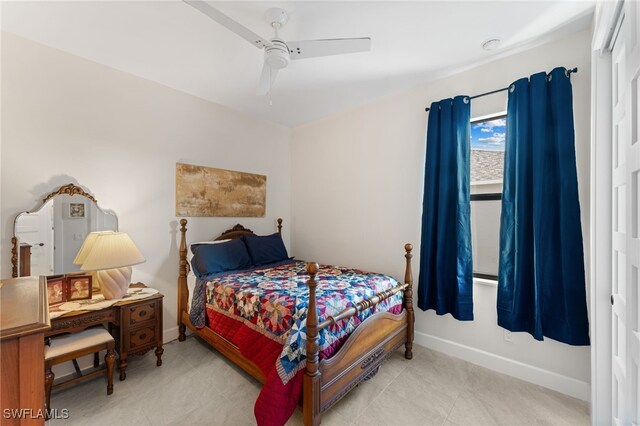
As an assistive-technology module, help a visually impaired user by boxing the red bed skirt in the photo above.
[206,303,402,425]
[206,309,302,426]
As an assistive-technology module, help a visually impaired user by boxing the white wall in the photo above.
[1,32,292,344]
[291,30,592,400]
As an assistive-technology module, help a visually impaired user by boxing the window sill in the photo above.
[474,277,498,287]
[471,180,503,186]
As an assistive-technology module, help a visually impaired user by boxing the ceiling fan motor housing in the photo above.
[265,39,290,69]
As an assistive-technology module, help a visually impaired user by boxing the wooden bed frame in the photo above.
[177,218,414,426]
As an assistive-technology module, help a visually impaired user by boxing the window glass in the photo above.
[470,114,506,280]
[471,198,501,278]
[470,115,506,184]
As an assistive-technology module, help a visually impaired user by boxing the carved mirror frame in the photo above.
[11,183,117,278]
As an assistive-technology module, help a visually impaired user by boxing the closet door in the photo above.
[611,2,640,424]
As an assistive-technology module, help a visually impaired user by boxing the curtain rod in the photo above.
[424,67,578,112]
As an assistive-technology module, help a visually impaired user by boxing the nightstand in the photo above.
[114,294,164,380]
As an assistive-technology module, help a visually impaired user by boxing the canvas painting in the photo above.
[176,163,266,217]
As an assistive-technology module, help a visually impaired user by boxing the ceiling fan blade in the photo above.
[257,63,279,96]
[287,38,371,60]
[184,1,271,49]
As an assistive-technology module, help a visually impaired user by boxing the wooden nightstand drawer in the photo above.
[117,293,164,380]
[129,326,157,349]
[126,301,157,326]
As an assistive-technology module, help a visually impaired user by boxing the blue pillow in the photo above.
[191,239,252,278]
[242,233,289,266]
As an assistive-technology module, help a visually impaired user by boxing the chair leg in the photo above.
[44,367,54,420]
[94,352,100,368]
[105,349,115,395]
[72,358,82,377]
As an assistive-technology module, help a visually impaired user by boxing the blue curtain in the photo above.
[418,96,473,321]
[497,67,590,345]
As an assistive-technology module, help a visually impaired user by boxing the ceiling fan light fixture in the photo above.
[265,40,290,69]
[481,37,501,51]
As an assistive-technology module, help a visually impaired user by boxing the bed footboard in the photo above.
[303,244,414,426]
[319,311,407,411]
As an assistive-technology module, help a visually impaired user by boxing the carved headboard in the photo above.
[177,217,284,341]
[215,218,282,241]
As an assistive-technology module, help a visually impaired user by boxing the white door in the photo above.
[14,204,54,276]
[611,2,640,424]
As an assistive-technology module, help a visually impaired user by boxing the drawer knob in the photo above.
[140,311,147,317]
[139,333,147,340]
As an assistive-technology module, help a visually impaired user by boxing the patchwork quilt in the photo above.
[190,260,404,426]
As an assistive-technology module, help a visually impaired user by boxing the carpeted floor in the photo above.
[47,335,590,425]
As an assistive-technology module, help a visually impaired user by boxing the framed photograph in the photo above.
[46,276,66,306]
[67,275,92,301]
[69,203,85,218]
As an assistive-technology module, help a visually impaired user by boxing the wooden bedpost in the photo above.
[303,262,321,426]
[403,243,414,360]
[178,219,188,342]
[277,218,283,234]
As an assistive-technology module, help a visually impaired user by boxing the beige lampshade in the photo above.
[76,231,145,271]
[73,231,112,266]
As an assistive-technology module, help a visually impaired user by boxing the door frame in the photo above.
[590,1,625,424]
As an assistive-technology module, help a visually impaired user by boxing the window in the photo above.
[470,114,506,184]
[470,113,506,281]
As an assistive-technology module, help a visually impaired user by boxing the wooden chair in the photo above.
[44,327,116,419]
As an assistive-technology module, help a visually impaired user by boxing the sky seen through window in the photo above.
[470,117,506,151]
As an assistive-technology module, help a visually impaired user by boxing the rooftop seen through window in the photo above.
[470,115,506,184]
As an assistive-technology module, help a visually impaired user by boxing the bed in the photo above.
[177,218,414,426]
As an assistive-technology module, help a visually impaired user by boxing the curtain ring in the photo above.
[463,96,470,104]
[547,74,552,82]
[509,84,515,93]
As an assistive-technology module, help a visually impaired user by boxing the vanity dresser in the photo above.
[7,183,163,391]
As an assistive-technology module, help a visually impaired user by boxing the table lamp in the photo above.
[73,231,145,299]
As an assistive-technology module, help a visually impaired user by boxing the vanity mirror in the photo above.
[11,184,118,277]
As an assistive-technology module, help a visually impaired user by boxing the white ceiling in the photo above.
[2,1,594,128]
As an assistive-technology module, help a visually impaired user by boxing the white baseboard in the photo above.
[414,331,590,401]
[163,326,180,344]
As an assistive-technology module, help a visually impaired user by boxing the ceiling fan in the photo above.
[184,1,372,96]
